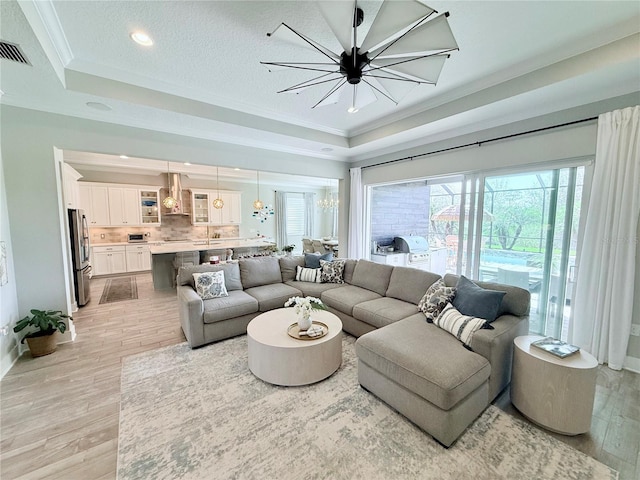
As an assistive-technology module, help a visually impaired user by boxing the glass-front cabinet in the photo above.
[191,190,241,225]
[192,191,211,224]
[140,190,160,224]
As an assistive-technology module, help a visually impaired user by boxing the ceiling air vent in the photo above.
[0,40,31,65]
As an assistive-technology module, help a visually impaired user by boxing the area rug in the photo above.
[117,335,617,480]
[99,276,138,304]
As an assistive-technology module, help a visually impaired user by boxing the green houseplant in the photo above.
[282,245,295,255]
[13,309,70,357]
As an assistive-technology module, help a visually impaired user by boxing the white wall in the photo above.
[0,148,20,378]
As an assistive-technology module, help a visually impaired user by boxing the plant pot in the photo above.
[25,332,58,357]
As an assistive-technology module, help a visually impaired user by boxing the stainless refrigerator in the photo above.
[69,209,92,306]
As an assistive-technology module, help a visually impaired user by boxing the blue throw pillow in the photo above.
[305,252,333,269]
[452,275,506,322]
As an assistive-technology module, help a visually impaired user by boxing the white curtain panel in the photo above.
[274,191,287,249]
[348,167,364,259]
[304,192,315,237]
[569,106,640,370]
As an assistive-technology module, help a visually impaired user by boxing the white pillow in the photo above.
[295,265,321,283]
[192,271,229,299]
[434,303,494,348]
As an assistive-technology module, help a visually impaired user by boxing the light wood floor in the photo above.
[1,272,638,479]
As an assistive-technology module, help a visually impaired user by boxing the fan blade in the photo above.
[360,0,434,53]
[317,1,356,53]
[313,79,348,108]
[261,61,338,73]
[278,73,344,94]
[370,55,448,83]
[369,13,458,59]
[341,82,378,110]
[367,75,417,104]
[269,23,339,61]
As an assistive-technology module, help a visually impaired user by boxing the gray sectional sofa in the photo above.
[177,255,530,446]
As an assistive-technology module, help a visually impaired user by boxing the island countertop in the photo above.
[149,238,275,255]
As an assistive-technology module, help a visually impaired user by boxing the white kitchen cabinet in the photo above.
[220,192,242,224]
[108,188,140,226]
[92,245,127,275]
[370,253,407,266]
[192,191,211,225]
[80,184,110,226]
[62,163,82,209]
[140,190,160,225]
[125,244,151,272]
[192,190,242,225]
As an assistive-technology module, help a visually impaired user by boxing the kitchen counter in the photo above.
[149,239,275,255]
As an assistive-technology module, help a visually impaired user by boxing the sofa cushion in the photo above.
[342,259,358,284]
[305,252,333,268]
[418,278,457,322]
[178,263,242,291]
[279,255,305,282]
[385,267,441,305]
[353,297,419,329]
[444,274,531,318]
[351,260,394,296]
[244,283,303,312]
[203,290,259,324]
[284,280,343,298]
[295,266,321,283]
[452,275,506,322]
[239,256,283,289]
[434,303,494,348]
[193,271,228,299]
[355,315,490,411]
[321,285,381,316]
[320,259,346,283]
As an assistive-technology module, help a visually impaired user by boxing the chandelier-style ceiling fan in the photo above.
[261,0,458,111]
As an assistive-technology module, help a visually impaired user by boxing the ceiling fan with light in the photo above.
[261,0,458,112]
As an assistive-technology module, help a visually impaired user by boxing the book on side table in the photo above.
[531,337,580,358]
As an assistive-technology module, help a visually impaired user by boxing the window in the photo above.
[286,193,305,237]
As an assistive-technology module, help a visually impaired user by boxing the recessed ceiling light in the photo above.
[347,107,359,113]
[321,147,333,152]
[120,155,129,159]
[184,162,191,166]
[86,101,112,111]
[234,168,240,171]
[130,31,153,46]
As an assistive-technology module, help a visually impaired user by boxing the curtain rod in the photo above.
[361,116,598,170]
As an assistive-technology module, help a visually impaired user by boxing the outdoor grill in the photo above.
[394,236,430,269]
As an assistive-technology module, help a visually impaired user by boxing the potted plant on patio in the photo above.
[13,309,70,357]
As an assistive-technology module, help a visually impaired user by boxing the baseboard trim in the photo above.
[1,343,20,380]
[624,355,640,374]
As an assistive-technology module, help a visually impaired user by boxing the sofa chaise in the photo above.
[177,255,530,446]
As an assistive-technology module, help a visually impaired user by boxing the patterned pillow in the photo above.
[319,259,346,284]
[192,271,228,299]
[434,303,494,349]
[295,265,322,283]
[418,279,457,323]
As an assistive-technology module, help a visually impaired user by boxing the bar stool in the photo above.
[172,251,200,287]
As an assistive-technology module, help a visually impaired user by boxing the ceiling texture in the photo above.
[1,0,639,168]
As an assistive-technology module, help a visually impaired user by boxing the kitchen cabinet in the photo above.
[191,190,242,225]
[140,190,160,225]
[126,244,151,272]
[370,253,407,266]
[92,245,127,275]
[108,188,140,226]
[62,163,82,209]
[79,184,110,226]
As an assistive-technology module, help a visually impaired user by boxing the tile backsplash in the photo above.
[90,215,240,244]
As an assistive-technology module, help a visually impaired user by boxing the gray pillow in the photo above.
[305,252,333,269]
[452,275,506,322]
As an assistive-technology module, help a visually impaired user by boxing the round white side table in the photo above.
[511,335,598,435]
[247,308,342,386]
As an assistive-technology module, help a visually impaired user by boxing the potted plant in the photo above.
[282,245,295,256]
[13,309,70,357]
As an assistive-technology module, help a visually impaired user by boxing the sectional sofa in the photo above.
[177,255,530,446]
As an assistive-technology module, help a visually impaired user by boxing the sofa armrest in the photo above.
[469,314,529,401]
[177,285,205,348]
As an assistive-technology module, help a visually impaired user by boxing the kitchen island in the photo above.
[150,238,276,289]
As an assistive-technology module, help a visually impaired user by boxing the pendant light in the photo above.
[212,167,224,209]
[253,170,264,210]
[162,161,178,209]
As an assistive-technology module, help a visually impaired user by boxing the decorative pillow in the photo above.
[418,279,457,323]
[452,275,506,322]
[305,252,333,269]
[434,303,494,349]
[319,259,345,284]
[295,265,322,283]
[192,271,228,299]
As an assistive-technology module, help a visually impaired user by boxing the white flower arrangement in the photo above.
[284,296,326,318]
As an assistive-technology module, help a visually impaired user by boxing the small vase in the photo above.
[298,312,312,331]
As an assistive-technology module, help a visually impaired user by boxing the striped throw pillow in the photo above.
[295,265,321,283]
[434,303,494,349]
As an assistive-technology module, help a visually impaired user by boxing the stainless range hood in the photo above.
[163,172,190,216]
